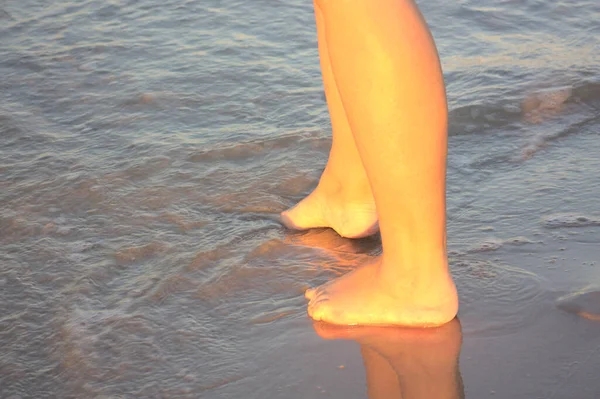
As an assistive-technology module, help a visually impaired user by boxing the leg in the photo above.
[313,319,465,399]
[306,0,458,326]
[280,3,378,239]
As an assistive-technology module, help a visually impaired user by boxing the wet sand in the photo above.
[191,227,600,399]
[209,231,600,399]
[200,229,600,399]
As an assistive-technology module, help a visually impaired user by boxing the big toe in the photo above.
[305,287,317,300]
[308,300,339,323]
[307,300,324,321]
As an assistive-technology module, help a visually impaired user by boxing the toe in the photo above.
[307,305,322,321]
[308,296,329,308]
[307,298,328,317]
[305,287,317,300]
[306,279,334,301]
[307,299,323,320]
[312,287,331,303]
[308,298,333,322]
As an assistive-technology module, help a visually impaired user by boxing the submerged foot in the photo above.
[306,258,458,327]
[281,176,378,239]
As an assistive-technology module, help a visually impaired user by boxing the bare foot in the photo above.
[306,258,458,327]
[281,170,378,239]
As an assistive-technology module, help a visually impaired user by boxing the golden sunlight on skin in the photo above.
[280,0,378,240]
[313,318,465,399]
[299,0,458,327]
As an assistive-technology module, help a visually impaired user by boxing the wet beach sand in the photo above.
[1,0,600,398]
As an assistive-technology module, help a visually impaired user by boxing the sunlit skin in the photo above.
[284,0,459,326]
[280,0,378,240]
[313,318,465,398]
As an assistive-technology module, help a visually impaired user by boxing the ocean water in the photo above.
[1,0,600,398]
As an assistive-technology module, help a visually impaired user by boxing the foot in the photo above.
[306,258,458,327]
[281,172,378,239]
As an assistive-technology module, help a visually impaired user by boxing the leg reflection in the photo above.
[361,346,403,399]
[313,318,465,399]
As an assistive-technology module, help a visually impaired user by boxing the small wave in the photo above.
[467,236,536,253]
[449,80,600,137]
[522,86,572,124]
[150,274,197,304]
[542,213,600,229]
[114,242,169,263]
[113,156,172,181]
[186,130,328,163]
[250,308,296,325]
[55,305,161,395]
[186,246,230,272]
[0,54,46,73]
[0,7,13,20]
[447,80,600,167]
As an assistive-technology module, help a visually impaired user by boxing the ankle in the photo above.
[378,255,455,300]
[318,165,373,201]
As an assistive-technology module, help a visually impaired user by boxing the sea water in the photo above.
[1,0,600,398]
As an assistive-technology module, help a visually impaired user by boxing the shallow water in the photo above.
[1,0,600,398]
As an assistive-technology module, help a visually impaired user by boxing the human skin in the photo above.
[280,0,378,239]
[290,0,458,326]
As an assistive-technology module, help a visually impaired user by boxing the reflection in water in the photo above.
[557,287,600,322]
[283,228,382,276]
[313,319,464,399]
